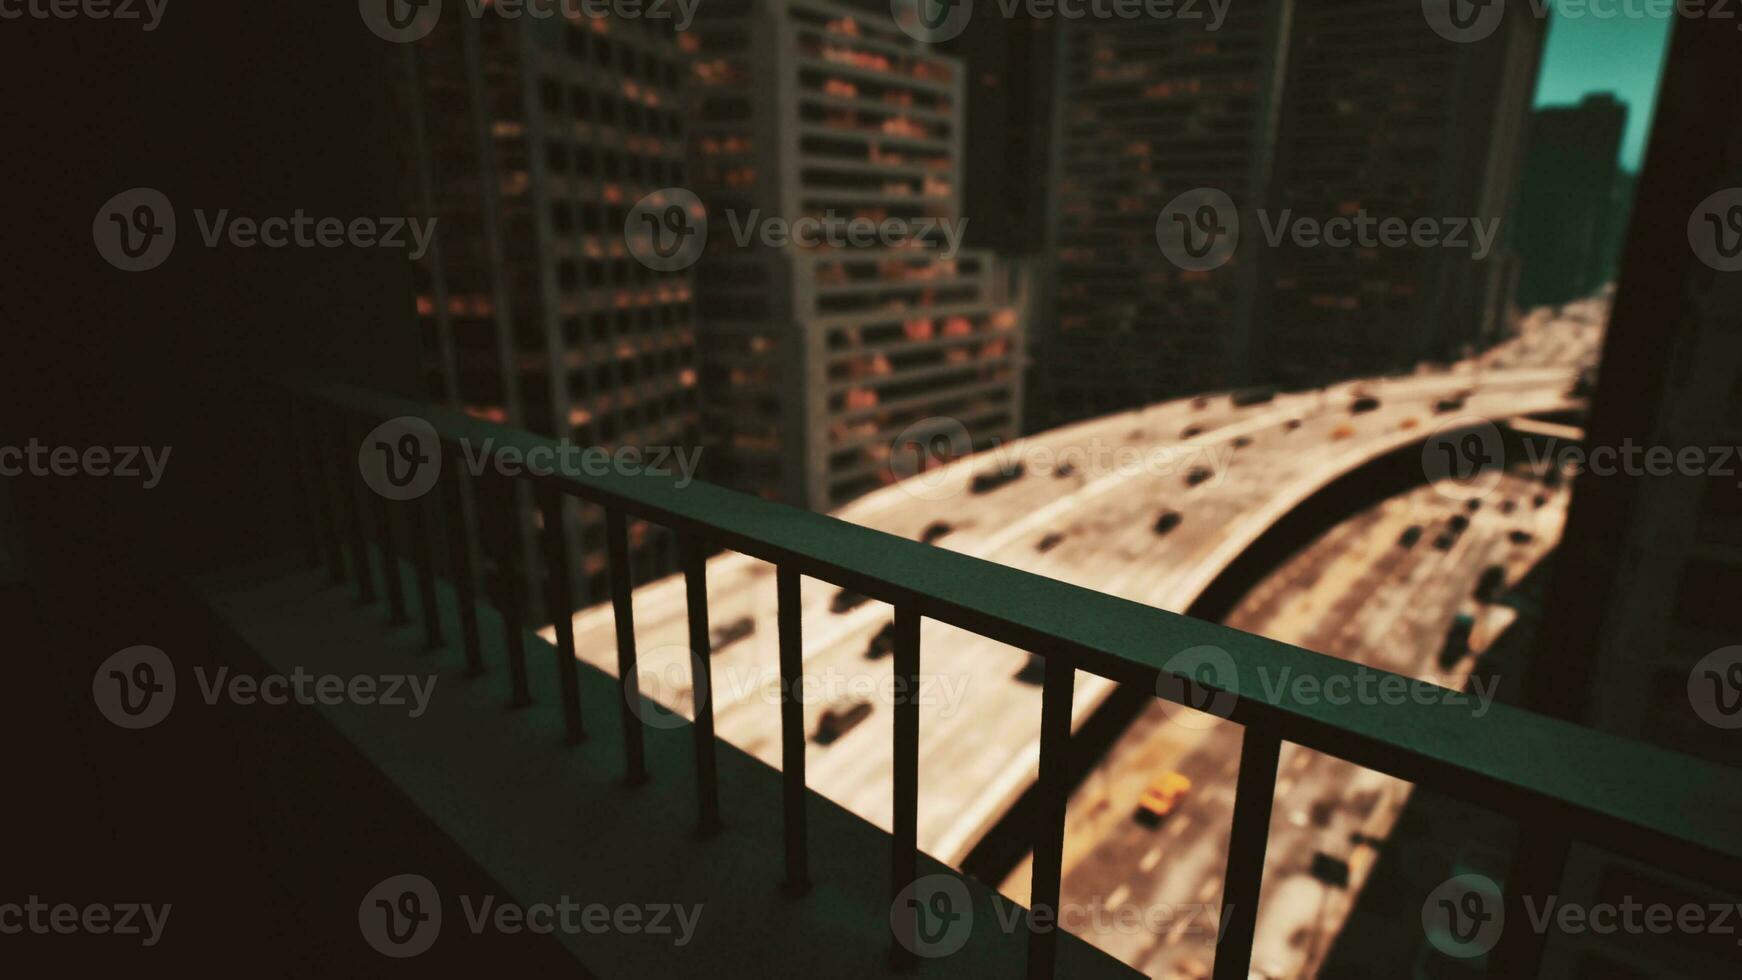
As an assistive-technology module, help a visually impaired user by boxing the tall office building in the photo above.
[1037,3,1543,428]
[683,0,1025,510]
[1039,2,1291,429]
[391,6,700,610]
[1514,94,1629,307]
[1255,2,1545,386]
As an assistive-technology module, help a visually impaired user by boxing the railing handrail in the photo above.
[312,381,1742,881]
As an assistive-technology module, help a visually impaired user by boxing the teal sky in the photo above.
[1532,3,1674,171]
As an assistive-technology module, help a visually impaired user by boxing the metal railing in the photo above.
[283,383,1742,979]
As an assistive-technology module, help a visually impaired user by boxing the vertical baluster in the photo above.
[312,403,346,585]
[376,490,408,626]
[340,413,375,603]
[493,472,531,708]
[285,396,320,569]
[680,531,720,837]
[889,605,921,970]
[444,448,484,676]
[1212,724,1281,980]
[607,509,649,785]
[540,479,585,744]
[409,474,442,650]
[1490,826,1570,976]
[776,566,810,895]
[1026,653,1073,980]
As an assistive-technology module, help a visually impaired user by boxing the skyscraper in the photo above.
[1037,3,1544,428]
[1039,2,1291,429]
[392,6,701,610]
[1514,94,1629,307]
[682,0,1025,510]
[1255,2,1545,386]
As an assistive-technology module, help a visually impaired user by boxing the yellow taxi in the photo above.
[1134,771,1192,826]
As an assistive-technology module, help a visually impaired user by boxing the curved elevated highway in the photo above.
[550,328,1594,869]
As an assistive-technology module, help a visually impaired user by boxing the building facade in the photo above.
[392,5,701,611]
[683,0,1025,510]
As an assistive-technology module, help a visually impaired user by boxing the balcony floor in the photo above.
[198,555,1138,978]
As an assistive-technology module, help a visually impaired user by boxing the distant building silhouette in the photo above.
[1514,93,1629,307]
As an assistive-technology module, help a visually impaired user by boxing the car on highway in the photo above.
[1285,419,1303,432]
[1232,435,1253,449]
[1153,510,1183,535]
[1398,525,1424,548]
[710,616,755,650]
[814,697,872,744]
[1474,565,1506,603]
[1438,612,1477,669]
[831,588,869,614]
[1331,424,1355,440]
[1185,467,1213,487]
[1433,531,1457,551]
[1035,531,1065,553]
[1230,386,1277,407]
[1180,424,1203,439]
[920,520,952,544]
[1400,417,1420,430]
[1134,771,1192,826]
[1448,514,1470,532]
[1053,461,1076,479]
[1435,396,1465,413]
[1350,395,1381,413]
[1509,529,1535,544]
[970,464,1025,494]
[865,621,895,659]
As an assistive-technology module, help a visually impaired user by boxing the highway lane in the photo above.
[543,309,1596,867]
[1004,472,1572,979]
